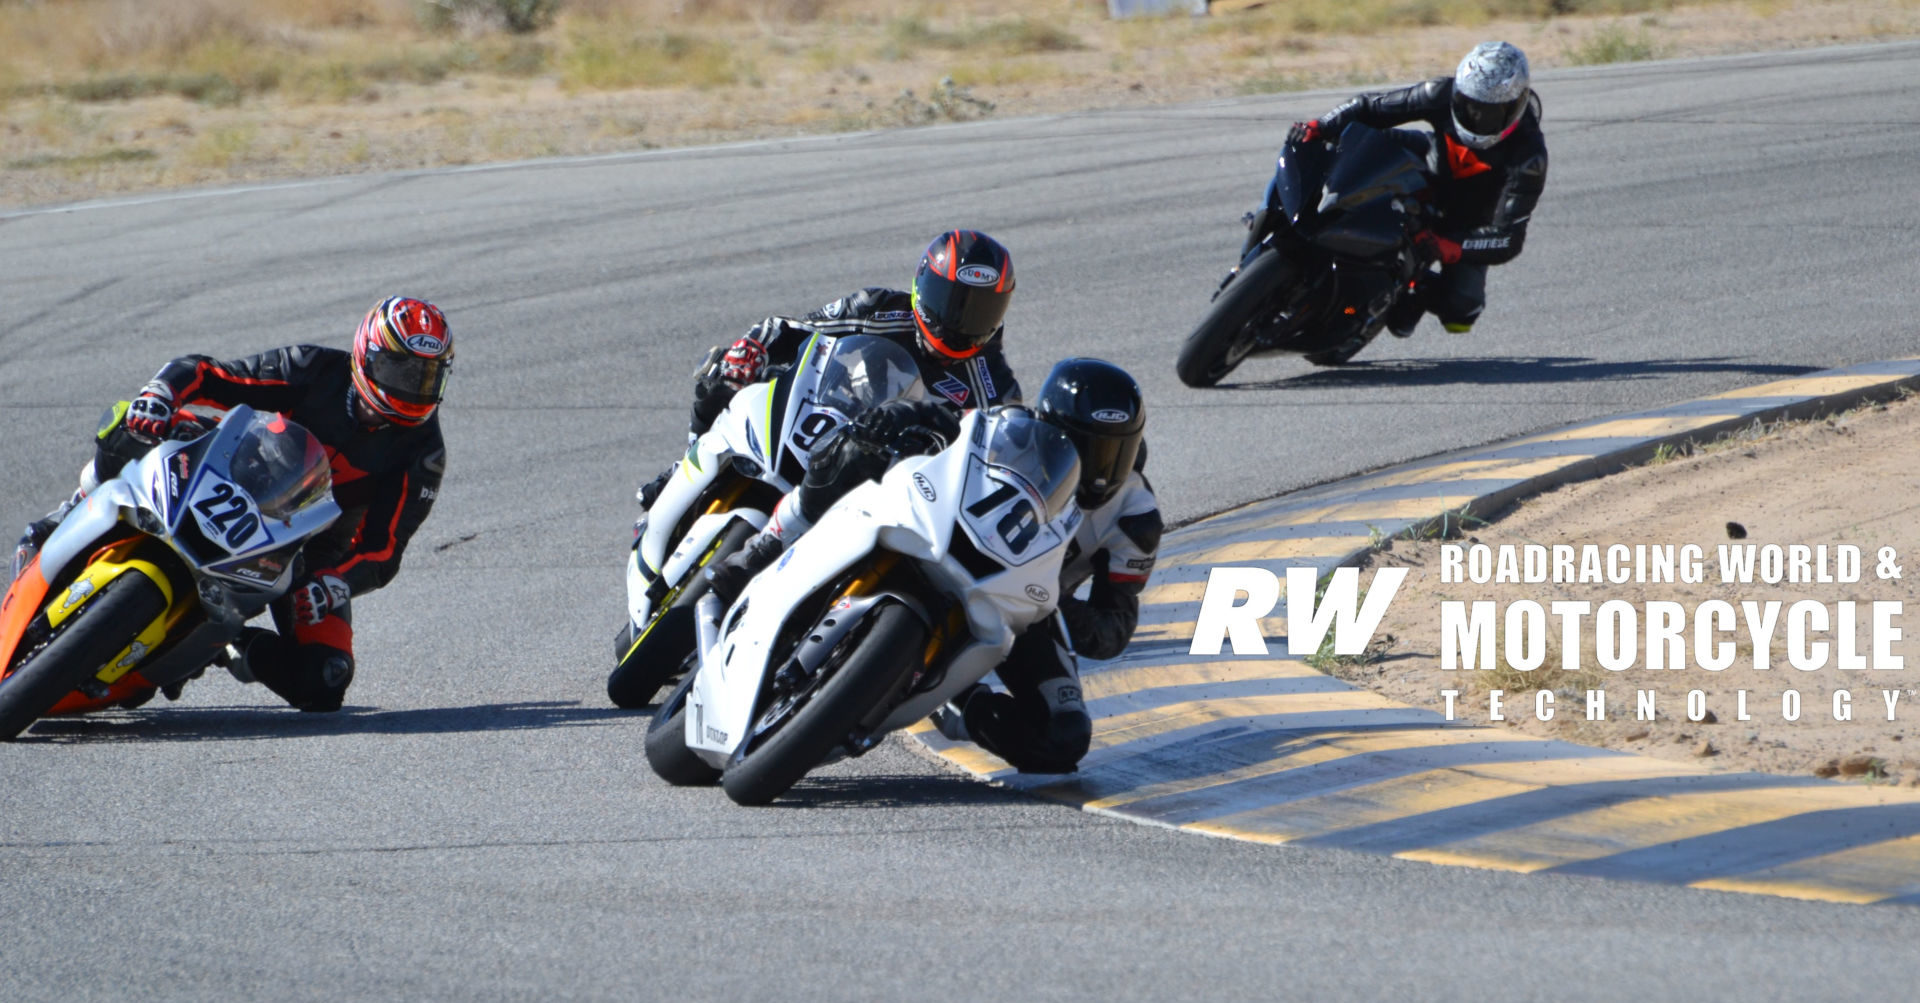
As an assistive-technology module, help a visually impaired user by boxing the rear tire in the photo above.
[644,662,723,786]
[608,518,759,709]
[1175,249,1300,388]
[0,574,169,741]
[721,602,926,807]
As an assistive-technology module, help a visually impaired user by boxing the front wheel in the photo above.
[1175,248,1301,388]
[721,602,927,806]
[608,517,760,709]
[644,661,722,786]
[0,574,169,741]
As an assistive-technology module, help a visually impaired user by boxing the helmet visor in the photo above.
[1452,90,1526,140]
[915,281,1010,351]
[363,347,450,407]
[1068,428,1141,508]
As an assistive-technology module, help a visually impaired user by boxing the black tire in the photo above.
[644,664,722,786]
[722,602,926,807]
[608,518,760,709]
[0,574,169,741]
[1175,249,1300,388]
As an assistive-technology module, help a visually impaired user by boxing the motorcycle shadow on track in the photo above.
[12,700,626,744]
[763,771,1028,810]
[1219,356,1822,392]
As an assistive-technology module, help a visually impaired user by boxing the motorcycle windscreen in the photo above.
[1318,125,1431,216]
[814,335,926,416]
[984,412,1081,521]
[224,412,332,521]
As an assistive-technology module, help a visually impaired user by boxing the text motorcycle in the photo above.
[611,334,928,708]
[644,406,1082,805]
[1176,122,1442,385]
[0,406,339,738]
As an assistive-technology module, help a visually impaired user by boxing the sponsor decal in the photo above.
[420,486,437,500]
[823,299,845,319]
[932,374,971,406]
[1126,556,1154,570]
[63,580,95,609]
[913,473,938,501]
[1092,408,1132,423]
[1025,584,1050,602]
[871,310,912,321]
[956,264,1000,287]
[403,333,446,354]
[115,641,148,669]
[974,357,997,401]
[705,725,730,745]
[232,566,269,582]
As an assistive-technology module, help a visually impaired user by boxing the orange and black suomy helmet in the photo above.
[911,230,1014,359]
[351,296,452,426]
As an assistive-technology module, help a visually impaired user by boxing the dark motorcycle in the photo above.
[1176,123,1439,386]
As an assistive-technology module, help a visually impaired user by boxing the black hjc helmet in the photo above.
[1034,358,1145,509]
[912,230,1014,360]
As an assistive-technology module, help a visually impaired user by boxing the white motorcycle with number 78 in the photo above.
[644,405,1083,806]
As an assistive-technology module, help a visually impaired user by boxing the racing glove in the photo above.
[718,337,768,389]
[1287,120,1322,146]
[124,392,174,445]
[292,573,351,626]
[1414,231,1463,266]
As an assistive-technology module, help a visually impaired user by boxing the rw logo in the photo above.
[1189,567,1408,656]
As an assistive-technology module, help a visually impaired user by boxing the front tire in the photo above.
[1176,248,1300,388]
[644,662,722,786]
[608,517,760,709]
[722,602,927,807]
[0,574,169,741]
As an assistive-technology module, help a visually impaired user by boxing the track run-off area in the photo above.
[3,41,1920,1001]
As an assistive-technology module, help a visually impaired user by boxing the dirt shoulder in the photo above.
[5,0,1919,210]
[1339,393,1920,784]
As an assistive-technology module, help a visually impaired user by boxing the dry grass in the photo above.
[4,0,1918,207]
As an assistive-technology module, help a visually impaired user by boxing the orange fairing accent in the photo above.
[47,675,155,716]
[1444,136,1492,179]
[0,557,52,678]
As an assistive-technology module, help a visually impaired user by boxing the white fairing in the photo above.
[626,334,919,631]
[684,408,1080,766]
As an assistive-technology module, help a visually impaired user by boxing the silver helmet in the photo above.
[1452,41,1531,150]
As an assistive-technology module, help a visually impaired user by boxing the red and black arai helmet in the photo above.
[352,296,452,427]
[912,230,1015,360]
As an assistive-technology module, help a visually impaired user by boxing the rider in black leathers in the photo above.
[10,298,453,712]
[1284,41,1548,337]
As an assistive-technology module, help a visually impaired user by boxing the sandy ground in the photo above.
[1339,394,1920,783]
[5,0,1920,209]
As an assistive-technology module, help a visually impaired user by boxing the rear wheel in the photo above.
[644,662,722,786]
[721,601,927,807]
[608,518,759,709]
[1175,249,1302,388]
[0,574,169,741]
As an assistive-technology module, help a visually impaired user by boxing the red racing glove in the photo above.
[124,392,174,445]
[718,337,768,389]
[1287,120,1322,146]
[1414,231,1463,266]
[293,573,351,625]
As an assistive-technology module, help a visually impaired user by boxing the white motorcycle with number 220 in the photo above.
[644,406,1083,806]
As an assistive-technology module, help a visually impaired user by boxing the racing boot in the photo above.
[12,488,84,582]
[704,531,786,607]
[960,679,1090,775]
[1385,281,1426,338]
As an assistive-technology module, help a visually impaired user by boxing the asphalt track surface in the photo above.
[4,42,1920,1001]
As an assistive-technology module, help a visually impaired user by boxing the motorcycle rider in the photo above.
[10,297,453,713]
[706,358,1161,775]
[638,229,1021,511]
[1281,41,1547,339]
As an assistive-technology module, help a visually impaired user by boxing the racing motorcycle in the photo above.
[610,334,927,709]
[644,405,1082,806]
[1175,122,1440,386]
[0,405,339,739]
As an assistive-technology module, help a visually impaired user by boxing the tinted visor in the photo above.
[1452,90,1525,139]
[363,347,450,406]
[916,280,1010,350]
[1065,428,1141,508]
